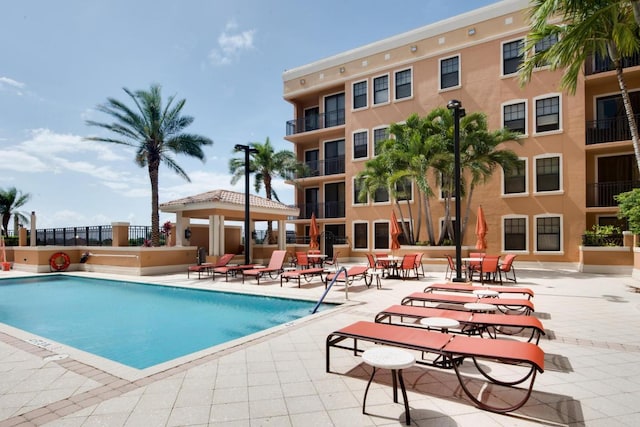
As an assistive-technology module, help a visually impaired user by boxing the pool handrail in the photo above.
[311,266,348,314]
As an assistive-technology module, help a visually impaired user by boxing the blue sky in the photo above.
[0,0,497,229]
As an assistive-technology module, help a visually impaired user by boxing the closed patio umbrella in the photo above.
[475,205,487,250]
[309,212,319,249]
[390,210,401,251]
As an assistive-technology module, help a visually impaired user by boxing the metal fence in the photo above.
[9,225,158,247]
[581,233,624,247]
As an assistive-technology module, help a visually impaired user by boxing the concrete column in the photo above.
[30,211,36,247]
[218,215,226,255]
[278,220,286,250]
[111,222,130,247]
[175,213,185,247]
[18,227,27,246]
[210,215,217,256]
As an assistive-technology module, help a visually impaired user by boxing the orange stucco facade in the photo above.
[282,0,639,266]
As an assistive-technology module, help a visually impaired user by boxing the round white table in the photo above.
[362,347,415,425]
[419,317,460,333]
[464,302,498,313]
[472,289,499,298]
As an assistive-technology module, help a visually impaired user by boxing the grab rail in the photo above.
[311,266,348,314]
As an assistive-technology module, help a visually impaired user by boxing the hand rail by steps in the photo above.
[311,266,348,314]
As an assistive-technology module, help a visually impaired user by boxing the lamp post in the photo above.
[234,144,258,265]
[447,100,466,282]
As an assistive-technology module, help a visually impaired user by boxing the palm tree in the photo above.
[85,84,213,246]
[0,187,31,237]
[519,0,640,171]
[229,137,298,244]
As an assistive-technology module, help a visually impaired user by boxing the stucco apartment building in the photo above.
[281,0,640,266]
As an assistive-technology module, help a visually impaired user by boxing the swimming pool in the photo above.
[0,275,331,369]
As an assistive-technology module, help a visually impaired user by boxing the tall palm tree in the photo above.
[519,0,640,171]
[0,187,31,237]
[229,137,298,243]
[85,84,213,246]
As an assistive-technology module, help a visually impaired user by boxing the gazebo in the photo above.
[160,189,299,259]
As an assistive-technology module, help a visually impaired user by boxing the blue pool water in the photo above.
[0,275,330,369]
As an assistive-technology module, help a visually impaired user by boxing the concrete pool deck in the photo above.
[1,266,640,426]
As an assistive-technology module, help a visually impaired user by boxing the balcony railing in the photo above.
[586,180,640,207]
[286,109,345,136]
[586,114,640,145]
[296,157,345,178]
[291,201,346,219]
[33,225,157,246]
[585,52,640,75]
[581,233,623,246]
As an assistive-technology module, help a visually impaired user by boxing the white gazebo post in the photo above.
[278,220,286,250]
[210,215,218,256]
[30,211,36,247]
[174,213,187,247]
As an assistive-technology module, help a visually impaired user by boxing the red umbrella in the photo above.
[390,210,401,251]
[309,212,319,249]
[475,205,487,250]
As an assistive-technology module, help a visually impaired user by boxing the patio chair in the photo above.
[466,252,485,279]
[398,254,419,280]
[366,253,386,277]
[324,251,340,272]
[295,252,311,269]
[469,255,501,285]
[326,321,545,413]
[188,253,234,279]
[414,252,426,278]
[499,254,518,283]
[444,255,458,281]
[241,250,287,284]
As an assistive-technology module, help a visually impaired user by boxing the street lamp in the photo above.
[234,144,258,265]
[447,99,466,282]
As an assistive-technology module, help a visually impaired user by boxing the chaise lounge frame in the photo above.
[280,267,326,288]
[401,292,534,315]
[424,282,534,300]
[326,320,544,413]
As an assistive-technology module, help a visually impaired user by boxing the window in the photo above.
[353,178,367,205]
[354,222,368,249]
[502,39,524,75]
[353,131,368,159]
[324,182,345,218]
[324,93,345,127]
[503,101,526,134]
[324,139,345,175]
[503,217,527,251]
[440,55,460,89]
[374,222,389,249]
[536,215,561,252]
[304,149,319,176]
[535,155,561,192]
[373,75,389,105]
[535,95,560,133]
[534,33,558,67]
[503,159,527,195]
[373,127,389,156]
[394,69,412,100]
[304,187,319,219]
[394,177,413,201]
[353,80,367,110]
[304,107,319,132]
[374,187,389,203]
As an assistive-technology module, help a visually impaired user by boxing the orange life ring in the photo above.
[50,252,71,272]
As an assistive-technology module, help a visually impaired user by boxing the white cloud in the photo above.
[208,20,256,66]
[0,76,26,96]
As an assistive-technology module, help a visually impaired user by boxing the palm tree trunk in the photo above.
[423,196,435,245]
[414,190,423,243]
[264,175,276,244]
[149,161,160,246]
[461,184,476,238]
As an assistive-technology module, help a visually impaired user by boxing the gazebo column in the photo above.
[278,220,286,250]
[175,213,188,247]
[210,215,219,256]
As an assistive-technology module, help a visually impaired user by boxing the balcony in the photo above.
[585,52,640,75]
[296,157,345,178]
[291,201,346,219]
[286,109,345,136]
[586,114,639,145]
[586,180,640,207]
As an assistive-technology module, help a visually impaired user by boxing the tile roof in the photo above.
[160,189,294,211]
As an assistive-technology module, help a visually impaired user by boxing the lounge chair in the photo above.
[401,291,534,315]
[213,263,257,281]
[187,253,234,279]
[325,265,372,287]
[374,304,545,343]
[241,250,287,284]
[424,282,534,300]
[280,267,326,288]
[326,321,544,413]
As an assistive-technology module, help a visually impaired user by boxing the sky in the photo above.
[0,0,498,230]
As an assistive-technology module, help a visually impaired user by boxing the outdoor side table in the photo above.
[464,302,498,313]
[419,317,460,333]
[362,346,415,425]
[472,289,499,298]
[368,269,384,289]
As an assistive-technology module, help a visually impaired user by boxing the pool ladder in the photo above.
[311,266,348,314]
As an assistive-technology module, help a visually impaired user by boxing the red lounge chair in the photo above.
[401,292,534,315]
[424,282,534,300]
[187,253,235,279]
[325,265,372,287]
[374,304,545,343]
[326,321,544,413]
[241,250,287,284]
[280,267,326,288]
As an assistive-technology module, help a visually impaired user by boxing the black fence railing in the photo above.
[286,109,345,136]
[586,180,640,207]
[585,52,640,75]
[295,157,346,178]
[290,202,346,219]
[586,114,640,145]
[582,233,624,246]
[31,225,158,246]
